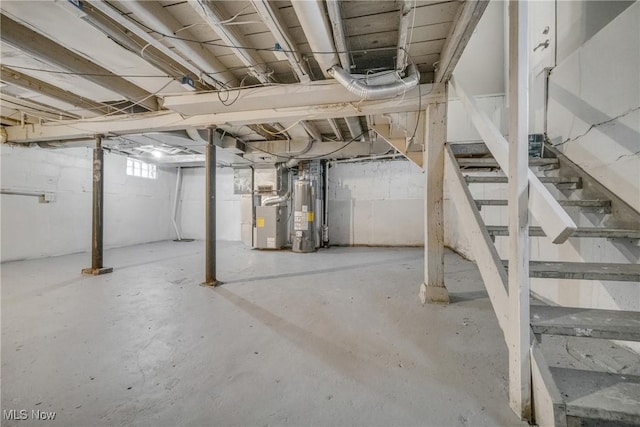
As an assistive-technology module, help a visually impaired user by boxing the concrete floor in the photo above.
[2,241,528,427]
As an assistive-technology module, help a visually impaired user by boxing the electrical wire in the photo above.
[117,10,407,57]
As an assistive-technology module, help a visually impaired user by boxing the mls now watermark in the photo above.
[3,409,56,421]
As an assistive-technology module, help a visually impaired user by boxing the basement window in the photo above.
[126,158,157,179]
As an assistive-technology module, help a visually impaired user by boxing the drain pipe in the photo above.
[172,166,184,240]
[322,159,329,247]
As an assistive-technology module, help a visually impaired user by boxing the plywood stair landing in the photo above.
[451,142,640,426]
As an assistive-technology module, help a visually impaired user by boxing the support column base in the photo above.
[201,280,222,288]
[82,267,113,276]
[419,282,450,305]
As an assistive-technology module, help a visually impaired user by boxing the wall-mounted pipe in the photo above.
[321,159,329,247]
[171,166,184,240]
[328,64,420,100]
[0,188,54,203]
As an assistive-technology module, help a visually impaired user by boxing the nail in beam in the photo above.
[203,126,219,286]
[82,134,113,276]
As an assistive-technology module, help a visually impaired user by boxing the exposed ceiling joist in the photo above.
[396,0,413,71]
[327,118,343,140]
[3,83,442,143]
[435,0,490,83]
[78,2,208,91]
[0,14,159,111]
[250,0,311,82]
[123,1,237,89]
[1,92,79,121]
[345,116,365,141]
[1,66,113,116]
[88,1,215,90]
[189,0,270,84]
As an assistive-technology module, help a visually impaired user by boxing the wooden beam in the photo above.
[507,0,531,419]
[371,122,422,167]
[1,66,113,116]
[531,338,567,427]
[5,84,438,143]
[449,77,576,243]
[0,15,158,111]
[435,0,490,83]
[88,1,217,89]
[420,83,449,304]
[163,81,437,118]
[444,144,509,331]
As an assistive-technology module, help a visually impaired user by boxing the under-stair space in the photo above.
[448,141,640,426]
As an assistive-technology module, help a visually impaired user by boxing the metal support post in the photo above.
[82,135,113,276]
[203,126,218,286]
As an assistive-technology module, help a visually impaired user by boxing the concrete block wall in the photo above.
[327,159,424,246]
[0,145,175,262]
[178,167,241,242]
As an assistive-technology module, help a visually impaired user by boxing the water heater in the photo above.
[292,175,316,253]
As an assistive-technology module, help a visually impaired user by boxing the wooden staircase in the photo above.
[450,142,640,426]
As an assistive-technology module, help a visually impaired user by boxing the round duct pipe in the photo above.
[328,64,420,100]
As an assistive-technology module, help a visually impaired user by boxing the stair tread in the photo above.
[502,261,640,282]
[530,305,640,341]
[475,199,611,207]
[487,225,640,239]
[458,157,558,167]
[465,175,580,183]
[550,367,640,424]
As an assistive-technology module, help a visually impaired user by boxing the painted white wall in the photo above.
[453,0,505,96]
[178,166,241,241]
[328,159,424,246]
[1,145,175,262]
[547,2,640,211]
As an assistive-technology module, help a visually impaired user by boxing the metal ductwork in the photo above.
[262,191,290,206]
[326,0,351,71]
[294,0,420,100]
[290,0,340,78]
[328,64,420,100]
